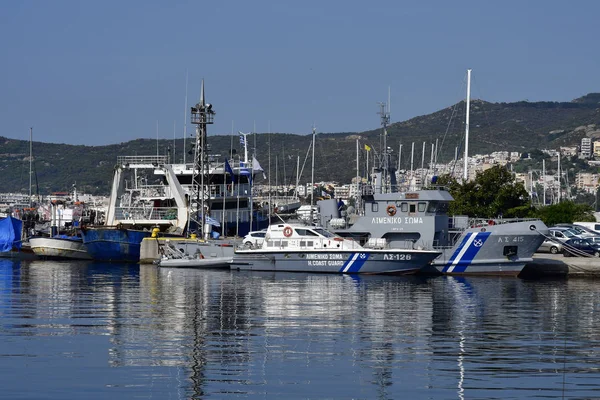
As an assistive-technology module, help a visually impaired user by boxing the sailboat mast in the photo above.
[463,68,472,182]
[29,127,33,206]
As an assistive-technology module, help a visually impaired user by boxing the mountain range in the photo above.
[2,93,600,196]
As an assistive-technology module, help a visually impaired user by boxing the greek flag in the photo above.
[239,133,246,145]
[200,214,221,227]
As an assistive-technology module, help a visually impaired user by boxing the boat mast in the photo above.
[377,102,390,192]
[310,126,316,225]
[463,68,472,182]
[190,79,215,239]
[29,127,33,207]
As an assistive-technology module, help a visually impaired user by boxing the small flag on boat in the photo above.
[224,159,237,183]
[239,132,246,145]
[364,144,371,151]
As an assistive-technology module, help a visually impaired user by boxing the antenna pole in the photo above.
[463,68,472,182]
[190,79,215,239]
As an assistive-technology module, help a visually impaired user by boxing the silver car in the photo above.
[537,239,563,254]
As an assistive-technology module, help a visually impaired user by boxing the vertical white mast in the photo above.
[398,143,402,170]
[310,126,316,224]
[463,68,472,182]
[183,70,188,164]
[410,142,415,176]
[557,152,561,203]
[356,139,359,206]
[29,127,33,206]
[296,155,300,199]
[543,159,546,205]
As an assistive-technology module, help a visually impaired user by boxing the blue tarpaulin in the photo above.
[0,217,22,252]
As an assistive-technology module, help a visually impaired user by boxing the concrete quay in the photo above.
[521,253,600,278]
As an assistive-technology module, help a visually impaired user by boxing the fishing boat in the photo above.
[231,223,441,274]
[80,156,189,262]
[29,235,92,260]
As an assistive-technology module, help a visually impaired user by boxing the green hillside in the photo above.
[2,93,600,195]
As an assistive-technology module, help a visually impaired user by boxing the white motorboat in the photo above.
[231,223,441,274]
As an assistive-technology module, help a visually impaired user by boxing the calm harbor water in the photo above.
[0,259,599,399]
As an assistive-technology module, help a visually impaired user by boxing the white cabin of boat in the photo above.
[247,224,366,252]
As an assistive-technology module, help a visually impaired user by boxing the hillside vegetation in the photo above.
[2,93,600,195]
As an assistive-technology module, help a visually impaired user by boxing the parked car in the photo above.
[563,238,600,257]
[554,223,599,238]
[537,239,563,254]
[548,227,582,242]
[243,230,267,248]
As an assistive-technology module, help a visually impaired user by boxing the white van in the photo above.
[573,222,600,234]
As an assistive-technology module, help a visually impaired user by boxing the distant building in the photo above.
[560,146,578,157]
[580,138,592,159]
[594,141,600,157]
[575,172,599,193]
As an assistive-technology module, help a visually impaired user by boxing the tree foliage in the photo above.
[532,201,595,226]
[437,166,533,218]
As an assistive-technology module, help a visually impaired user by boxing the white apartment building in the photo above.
[581,138,592,159]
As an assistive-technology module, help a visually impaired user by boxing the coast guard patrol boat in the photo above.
[320,176,547,276]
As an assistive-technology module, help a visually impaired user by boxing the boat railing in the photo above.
[466,217,542,228]
[117,155,168,167]
[137,185,172,198]
[361,184,450,195]
[114,206,179,221]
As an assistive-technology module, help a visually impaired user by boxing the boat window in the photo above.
[437,202,449,213]
[273,240,281,247]
[281,241,288,247]
[409,203,416,213]
[313,228,335,238]
[372,203,378,212]
[418,202,427,212]
[401,203,408,212]
[307,241,313,247]
[300,241,306,247]
[296,228,319,237]
[267,241,274,246]
[427,202,437,212]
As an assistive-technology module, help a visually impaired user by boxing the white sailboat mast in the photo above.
[463,68,472,182]
[29,127,33,206]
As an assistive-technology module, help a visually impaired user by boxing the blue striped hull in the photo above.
[81,228,151,262]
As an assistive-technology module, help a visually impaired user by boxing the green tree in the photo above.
[437,166,533,218]
[533,201,595,226]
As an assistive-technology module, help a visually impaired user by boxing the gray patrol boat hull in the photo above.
[231,249,440,274]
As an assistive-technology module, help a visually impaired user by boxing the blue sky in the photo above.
[1,0,598,145]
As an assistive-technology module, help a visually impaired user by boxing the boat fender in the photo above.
[386,205,397,216]
[283,227,293,237]
[488,220,495,226]
[529,224,536,231]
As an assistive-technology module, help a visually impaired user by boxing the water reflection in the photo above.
[0,260,599,399]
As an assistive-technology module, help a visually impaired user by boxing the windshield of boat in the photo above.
[312,228,336,238]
